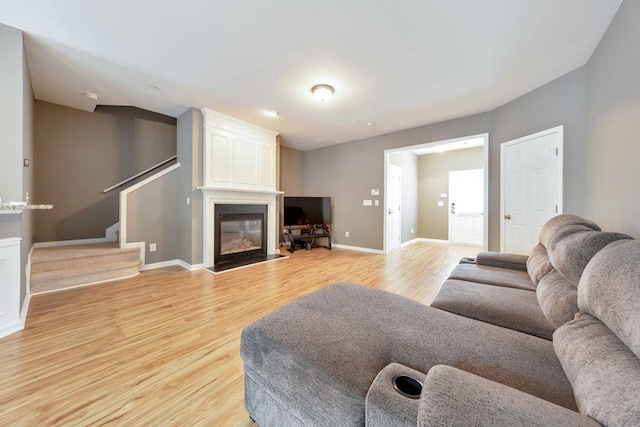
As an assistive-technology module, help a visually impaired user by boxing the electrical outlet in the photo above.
[374,200,379,206]
[187,197,190,205]
[150,243,157,252]
[411,228,415,235]
[345,231,350,238]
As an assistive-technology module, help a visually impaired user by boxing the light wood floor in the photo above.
[0,241,478,426]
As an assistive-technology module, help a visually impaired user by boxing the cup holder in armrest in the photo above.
[392,375,423,399]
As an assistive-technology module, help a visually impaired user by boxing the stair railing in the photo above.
[102,155,178,193]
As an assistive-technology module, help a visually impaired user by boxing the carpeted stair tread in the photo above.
[31,250,140,274]
[31,242,139,263]
[30,266,140,294]
[30,242,142,294]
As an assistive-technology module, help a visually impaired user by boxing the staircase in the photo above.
[30,242,141,294]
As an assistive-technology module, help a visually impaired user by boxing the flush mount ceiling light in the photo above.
[265,109,279,117]
[83,92,99,101]
[311,84,335,102]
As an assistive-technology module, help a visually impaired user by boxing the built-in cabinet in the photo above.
[0,238,21,338]
[203,108,278,191]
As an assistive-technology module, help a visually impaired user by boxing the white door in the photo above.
[501,126,563,255]
[449,169,484,245]
[386,164,402,251]
[0,238,21,338]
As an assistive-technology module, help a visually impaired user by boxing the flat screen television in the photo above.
[284,197,331,226]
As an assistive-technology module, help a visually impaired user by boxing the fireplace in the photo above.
[214,204,268,270]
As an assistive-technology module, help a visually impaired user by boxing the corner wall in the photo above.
[389,151,419,243]
[303,113,491,250]
[0,24,33,308]
[585,0,640,237]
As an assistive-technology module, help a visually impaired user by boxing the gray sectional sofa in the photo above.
[241,215,640,426]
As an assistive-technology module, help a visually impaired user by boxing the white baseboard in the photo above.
[0,319,22,339]
[332,244,385,255]
[177,260,204,271]
[414,238,450,244]
[400,238,421,247]
[20,293,31,328]
[140,259,204,271]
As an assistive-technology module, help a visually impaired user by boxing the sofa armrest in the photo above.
[419,365,600,427]
[475,251,529,271]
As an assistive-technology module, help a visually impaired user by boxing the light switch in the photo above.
[437,201,444,207]
[371,189,380,196]
[440,193,447,198]
[363,200,373,206]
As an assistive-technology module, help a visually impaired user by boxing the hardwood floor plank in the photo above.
[0,242,477,426]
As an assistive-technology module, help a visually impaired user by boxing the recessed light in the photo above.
[311,84,335,102]
[366,122,374,127]
[265,110,279,117]
[84,92,99,101]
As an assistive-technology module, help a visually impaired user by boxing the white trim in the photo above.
[19,293,30,328]
[332,244,385,254]
[415,238,450,244]
[178,260,204,271]
[29,272,140,296]
[400,238,421,247]
[0,320,22,339]
[500,126,563,252]
[122,241,145,265]
[139,259,183,271]
[119,163,181,250]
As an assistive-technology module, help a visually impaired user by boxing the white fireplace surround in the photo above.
[200,189,281,267]
[198,108,281,268]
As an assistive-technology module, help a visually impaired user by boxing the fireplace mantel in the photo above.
[199,108,281,268]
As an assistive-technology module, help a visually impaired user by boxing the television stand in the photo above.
[283,225,331,253]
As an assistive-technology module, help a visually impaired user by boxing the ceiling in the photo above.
[0,1,622,151]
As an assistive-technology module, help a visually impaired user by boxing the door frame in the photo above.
[386,163,402,252]
[448,168,484,245]
[500,125,563,252]
[384,133,489,253]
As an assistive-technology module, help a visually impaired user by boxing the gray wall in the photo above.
[0,24,33,308]
[280,145,305,239]
[389,151,419,243]
[490,67,587,250]
[418,147,484,240]
[177,108,203,265]
[126,168,181,264]
[303,113,491,250]
[585,0,640,238]
[33,102,177,242]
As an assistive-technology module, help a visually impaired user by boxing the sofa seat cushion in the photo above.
[431,280,554,339]
[554,313,640,426]
[241,283,576,426]
[447,263,536,290]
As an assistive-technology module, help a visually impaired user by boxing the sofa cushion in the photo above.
[554,313,640,426]
[475,252,528,271]
[447,264,535,291]
[418,365,600,427]
[432,279,553,339]
[536,270,579,329]
[549,230,632,287]
[538,214,600,248]
[241,283,576,425]
[578,239,640,358]
[527,243,553,286]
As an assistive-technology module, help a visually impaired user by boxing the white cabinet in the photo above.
[203,108,278,191]
[0,238,21,338]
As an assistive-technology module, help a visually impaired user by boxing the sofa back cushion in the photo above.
[536,270,579,329]
[554,313,640,426]
[538,214,600,248]
[527,243,552,286]
[578,239,640,358]
[548,229,632,287]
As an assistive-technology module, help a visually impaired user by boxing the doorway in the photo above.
[386,163,402,251]
[449,169,484,245]
[500,126,563,254]
[384,133,489,253]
